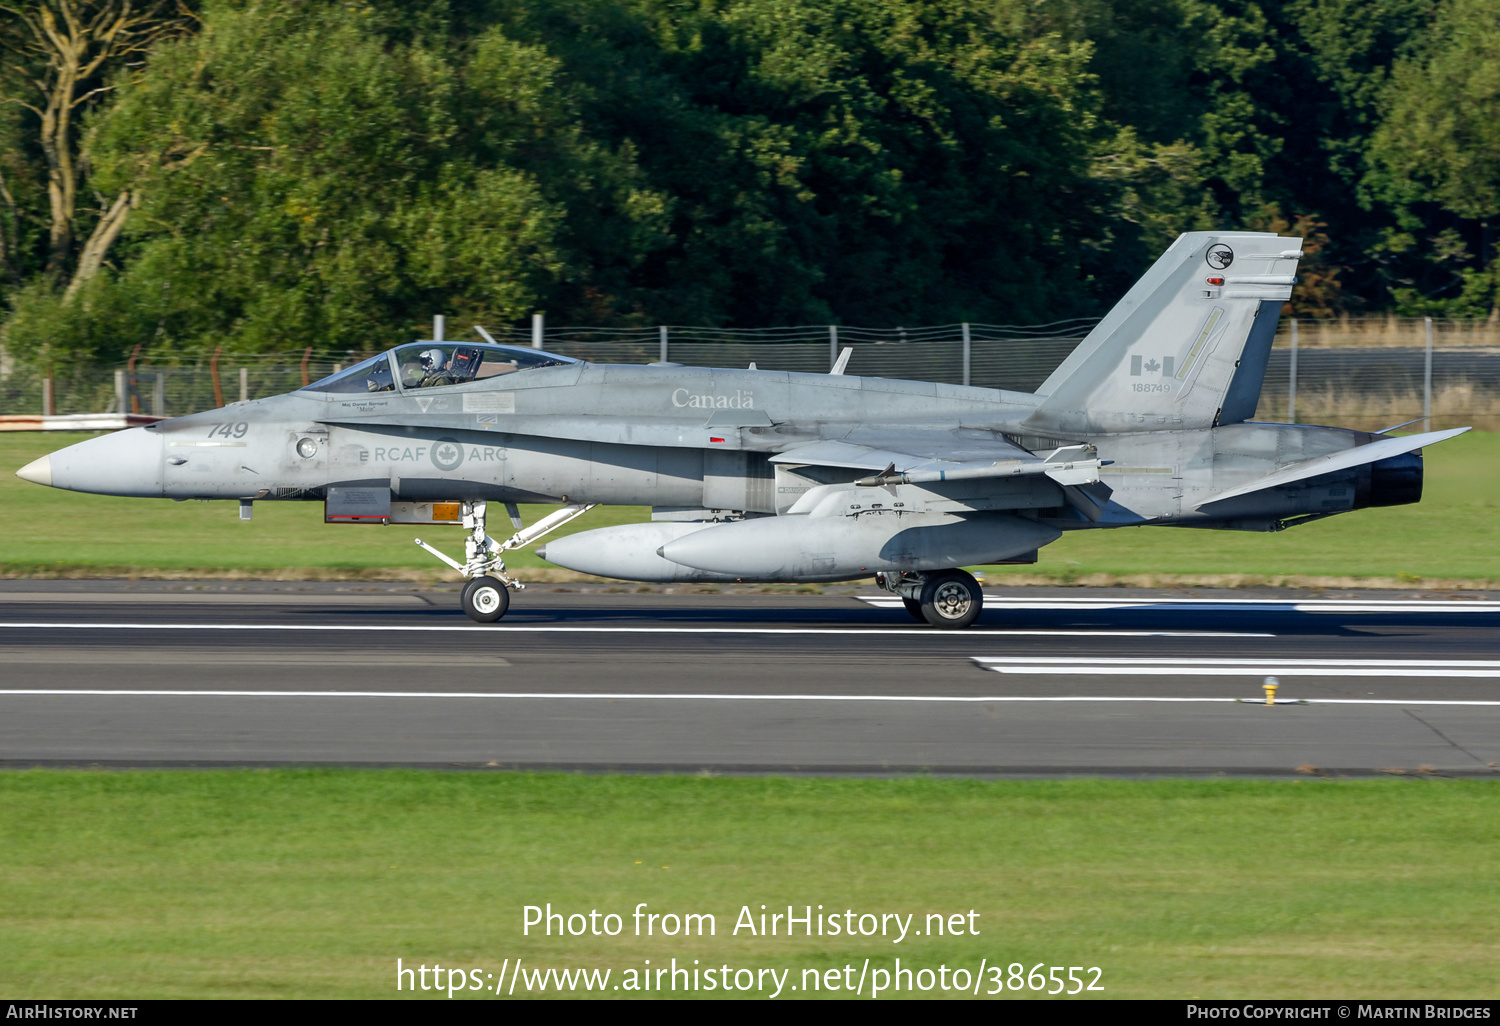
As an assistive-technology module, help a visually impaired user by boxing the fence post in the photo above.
[300,347,312,387]
[659,325,668,363]
[1424,315,1434,430]
[532,312,544,349]
[114,369,126,414]
[152,372,166,418]
[127,343,142,415]
[239,367,249,403]
[210,346,224,409]
[829,326,838,371]
[962,322,971,387]
[1288,318,1298,423]
[433,314,445,342]
[42,373,53,416]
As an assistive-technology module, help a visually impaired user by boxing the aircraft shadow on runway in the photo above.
[359,598,1489,636]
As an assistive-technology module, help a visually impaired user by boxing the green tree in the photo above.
[487,0,1113,324]
[1366,0,1500,315]
[0,0,195,292]
[5,1,581,364]
[11,0,1486,377]
[1033,0,1296,299]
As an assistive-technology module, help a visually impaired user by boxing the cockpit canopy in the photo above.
[305,342,579,394]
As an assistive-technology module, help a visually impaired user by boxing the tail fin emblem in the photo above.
[1206,244,1234,269]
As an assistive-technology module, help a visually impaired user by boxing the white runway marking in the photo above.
[0,622,1270,638]
[973,656,1500,678]
[0,648,511,666]
[0,592,431,606]
[861,596,1500,614]
[2,689,1499,707]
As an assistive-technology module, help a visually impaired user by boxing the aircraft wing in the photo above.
[1196,427,1470,509]
[769,431,1038,473]
[768,429,1122,501]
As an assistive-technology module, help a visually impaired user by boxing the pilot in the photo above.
[417,349,456,388]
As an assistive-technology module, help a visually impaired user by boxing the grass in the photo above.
[1268,315,1500,348]
[0,771,1496,999]
[1253,384,1500,433]
[2,430,1498,584]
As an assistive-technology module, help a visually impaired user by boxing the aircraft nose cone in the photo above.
[42,427,164,497]
[14,455,51,486]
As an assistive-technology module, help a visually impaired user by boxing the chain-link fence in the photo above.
[501,320,1101,393]
[3,316,1497,430]
[1255,317,1500,431]
[0,349,353,423]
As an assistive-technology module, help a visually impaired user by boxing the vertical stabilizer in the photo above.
[1023,232,1302,434]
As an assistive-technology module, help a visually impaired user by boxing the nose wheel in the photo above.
[462,576,510,623]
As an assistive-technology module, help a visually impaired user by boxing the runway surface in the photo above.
[1,581,1498,776]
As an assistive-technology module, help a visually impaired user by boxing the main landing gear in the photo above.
[416,501,594,622]
[877,569,985,629]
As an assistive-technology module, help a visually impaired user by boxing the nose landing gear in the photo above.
[461,576,510,623]
[416,500,595,622]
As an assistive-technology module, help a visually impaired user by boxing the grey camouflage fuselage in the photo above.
[17,231,1465,589]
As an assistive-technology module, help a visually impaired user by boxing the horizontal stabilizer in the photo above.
[1197,428,1469,509]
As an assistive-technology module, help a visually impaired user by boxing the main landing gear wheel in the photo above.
[919,569,983,629]
[901,596,926,622]
[462,575,510,623]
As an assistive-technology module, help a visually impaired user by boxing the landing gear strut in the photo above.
[416,501,595,622]
[877,569,985,629]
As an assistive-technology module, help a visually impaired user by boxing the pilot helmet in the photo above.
[418,349,446,371]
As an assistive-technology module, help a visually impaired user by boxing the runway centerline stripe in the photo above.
[3,689,1500,706]
[0,622,1271,638]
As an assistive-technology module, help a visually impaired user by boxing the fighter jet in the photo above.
[15,231,1468,627]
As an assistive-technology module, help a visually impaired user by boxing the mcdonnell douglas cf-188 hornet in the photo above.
[15,232,1469,627]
